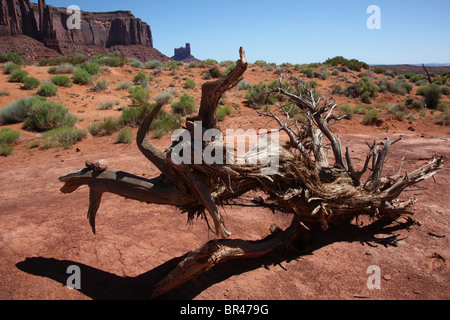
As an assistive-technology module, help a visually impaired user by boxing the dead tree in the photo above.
[59,48,444,298]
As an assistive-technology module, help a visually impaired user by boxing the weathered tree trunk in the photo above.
[59,48,444,298]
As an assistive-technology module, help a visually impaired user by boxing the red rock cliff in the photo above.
[0,0,166,62]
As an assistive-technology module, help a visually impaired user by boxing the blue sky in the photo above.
[32,0,450,65]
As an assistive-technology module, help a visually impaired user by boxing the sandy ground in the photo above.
[0,63,449,300]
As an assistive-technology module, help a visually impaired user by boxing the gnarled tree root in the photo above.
[150,218,308,298]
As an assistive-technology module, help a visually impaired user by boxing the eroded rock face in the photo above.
[0,0,166,62]
[171,43,200,63]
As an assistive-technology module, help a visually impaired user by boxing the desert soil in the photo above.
[0,63,449,300]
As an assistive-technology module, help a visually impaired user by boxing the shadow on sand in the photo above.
[16,217,414,300]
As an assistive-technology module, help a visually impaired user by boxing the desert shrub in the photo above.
[51,75,73,87]
[331,85,344,95]
[345,77,379,103]
[0,128,21,155]
[308,80,319,89]
[150,109,182,138]
[96,79,109,90]
[171,93,196,116]
[87,118,120,136]
[217,106,232,122]
[359,70,374,78]
[423,85,441,109]
[154,91,173,105]
[0,97,44,124]
[184,78,196,89]
[115,81,132,90]
[79,62,100,75]
[222,63,237,77]
[94,54,125,67]
[119,103,154,127]
[372,68,386,74]
[0,143,14,156]
[129,85,150,105]
[133,71,148,86]
[73,69,92,84]
[378,78,407,95]
[202,66,222,79]
[411,99,425,111]
[435,111,450,126]
[144,60,164,70]
[362,110,379,125]
[202,59,218,66]
[41,126,86,149]
[339,104,352,114]
[301,67,314,78]
[164,60,181,70]
[0,128,21,145]
[38,56,67,66]
[128,58,144,68]
[47,66,58,74]
[321,72,331,80]
[116,128,133,144]
[3,62,21,74]
[331,68,340,76]
[323,56,369,72]
[0,52,23,65]
[37,82,58,97]
[25,101,77,131]
[237,80,252,90]
[416,86,428,96]
[388,103,408,121]
[0,90,10,96]
[22,77,40,90]
[246,82,273,109]
[432,75,447,86]
[440,85,450,95]
[409,74,424,83]
[51,63,77,74]
[8,69,28,82]
[401,82,413,94]
[254,60,267,67]
[97,100,115,110]
[415,79,429,87]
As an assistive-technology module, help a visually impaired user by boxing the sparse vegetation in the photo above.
[324,56,369,72]
[3,62,21,74]
[73,69,92,84]
[0,52,24,65]
[22,77,40,90]
[8,69,28,83]
[41,126,86,149]
[171,93,196,116]
[217,106,232,122]
[25,101,77,131]
[435,111,450,126]
[345,77,380,104]
[184,78,196,89]
[115,81,133,90]
[362,110,379,125]
[37,82,58,97]
[0,97,44,124]
[116,128,134,144]
[88,118,120,136]
[129,85,150,105]
[144,60,164,70]
[51,75,73,87]
[246,82,273,109]
[0,128,20,156]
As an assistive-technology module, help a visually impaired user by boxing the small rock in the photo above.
[383,274,392,281]
[413,290,422,295]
